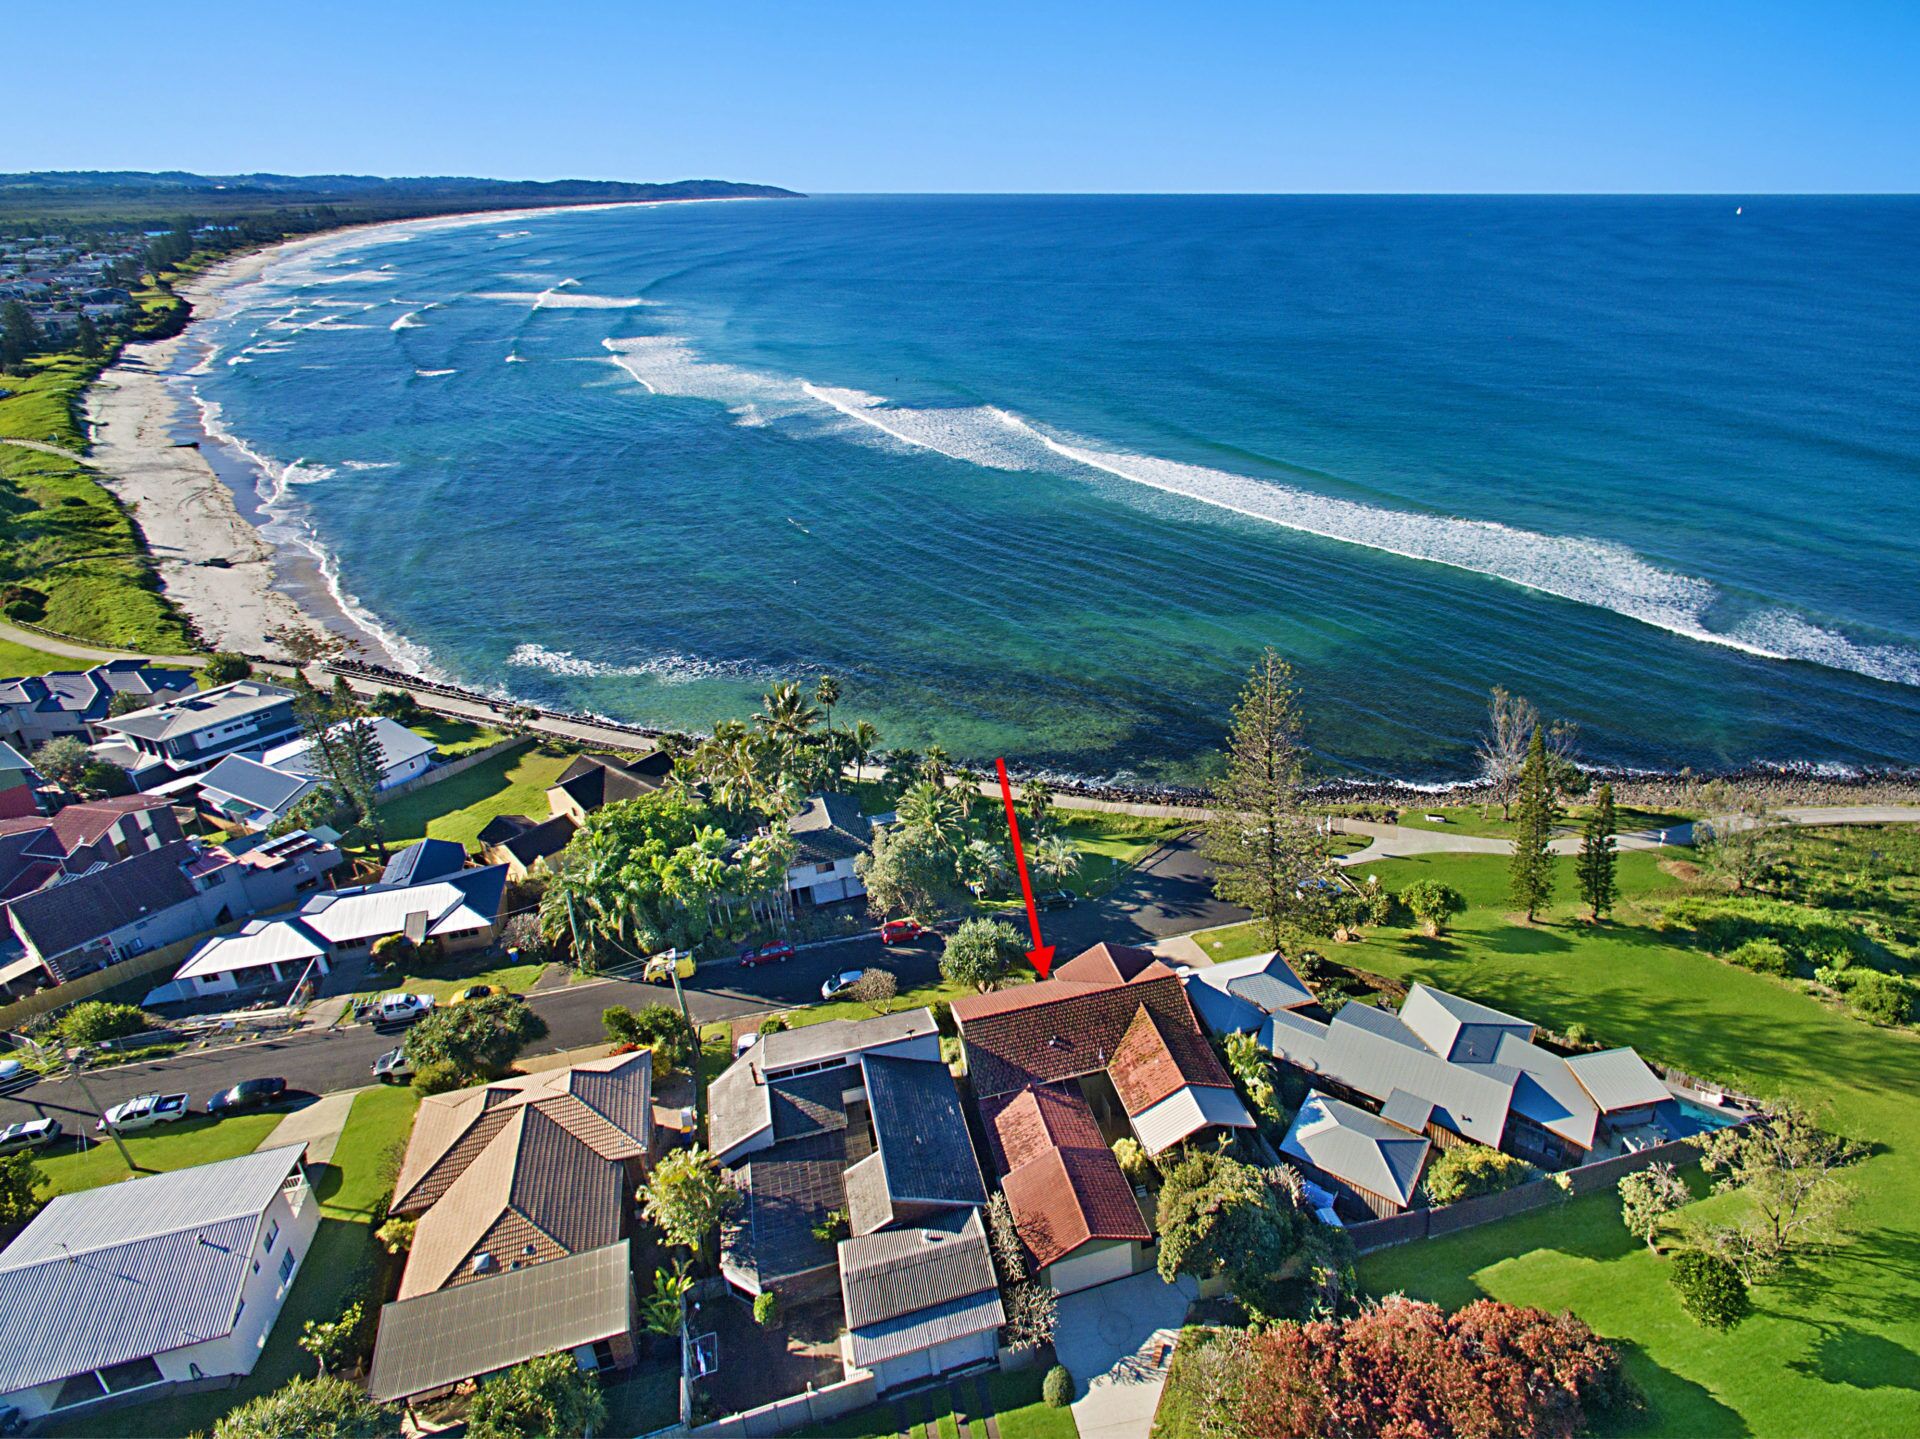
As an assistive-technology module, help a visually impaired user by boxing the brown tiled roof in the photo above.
[391,1053,652,1216]
[1107,1004,1234,1116]
[399,1106,626,1298]
[1052,942,1174,986]
[957,970,1214,1101]
[987,1084,1107,1173]
[1000,1145,1149,1269]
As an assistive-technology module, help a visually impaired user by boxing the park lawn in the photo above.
[49,1086,421,1438]
[361,739,568,853]
[1197,846,1920,1438]
[406,712,506,758]
[1052,811,1187,897]
[32,1111,284,1199]
[1382,801,1694,840]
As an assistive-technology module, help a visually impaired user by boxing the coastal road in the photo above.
[0,833,1243,1128]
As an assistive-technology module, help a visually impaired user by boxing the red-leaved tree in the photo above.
[1240,1296,1630,1439]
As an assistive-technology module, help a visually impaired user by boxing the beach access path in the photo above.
[0,436,84,462]
[0,617,200,667]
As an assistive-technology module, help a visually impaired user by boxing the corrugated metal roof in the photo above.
[1128,1082,1255,1156]
[369,1241,632,1402]
[0,1146,306,1392]
[1282,1092,1430,1207]
[863,1055,987,1209]
[1485,1033,1601,1149]
[102,680,295,742]
[839,1209,1003,1366]
[754,1007,940,1077]
[298,865,506,944]
[173,918,326,980]
[1565,1048,1672,1114]
[1400,984,1534,1062]
[263,716,436,779]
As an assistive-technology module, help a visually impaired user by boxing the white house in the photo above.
[262,715,437,791]
[0,1145,319,1422]
[784,792,871,907]
[143,918,331,1005]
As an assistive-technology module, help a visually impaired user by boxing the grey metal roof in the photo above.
[101,680,296,742]
[1282,1092,1430,1207]
[1380,1088,1435,1133]
[723,1130,848,1285]
[754,1007,940,1078]
[263,716,436,780]
[1184,980,1267,1037]
[839,1209,1003,1366]
[786,792,872,864]
[862,1055,987,1210]
[1399,984,1534,1063]
[708,1057,774,1163]
[844,1151,895,1237]
[1565,1048,1672,1114]
[0,1145,307,1392]
[770,1068,854,1142]
[8,840,199,961]
[368,1241,632,1402]
[1483,1033,1602,1149]
[199,754,316,814]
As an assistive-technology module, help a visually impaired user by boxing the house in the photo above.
[955,942,1255,1293]
[144,918,331,1004]
[191,754,321,832]
[0,1145,317,1423]
[386,1054,653,1299]
[381,837,468,886]
[295,863,508,958]
[1179,950,1317,1036]
[0,660,195,750]
[1261,983,1677,1169]
[5,829,343,991]
[784,793,872,907]
[544,750,673,825]
[261,715,437,791]
[474,749,670,878]
[92,680,300,788]
[369,1241,637,1406]
[1280,1091,1432,1222]
[0,743,40,820]
[838,1210,1004,1393]
[709,1008,997,1391]
[0,794,184,898]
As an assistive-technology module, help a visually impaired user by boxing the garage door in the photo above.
[1047,1240,1137,1295]
[811,877,849,904]
[877,1346,933,1392]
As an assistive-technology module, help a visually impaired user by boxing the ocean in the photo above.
[175,195,1920,786]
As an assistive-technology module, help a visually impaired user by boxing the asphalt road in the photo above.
[0,833,1244,1130]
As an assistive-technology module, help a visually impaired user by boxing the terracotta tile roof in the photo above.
[987,1084,1108,1173]
[1052,942,1174,986]
[1107,1004,1234,1115]
[391,1053,651,1216]
[1000,1144,1150,1269]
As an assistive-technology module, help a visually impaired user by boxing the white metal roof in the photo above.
[173,918,326,981]
[1566,1048,1672,1113]
[1129,1082,1255,1155]
[262,716,435,779]
[299,868,505,943]
[1282,1091,1430,1206]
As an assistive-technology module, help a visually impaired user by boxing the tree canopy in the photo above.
[209,1375,402,1439]
[466,1353,606,1439]
[940,917,1024,992]
[1155,1148,1307,1321]
[402,994,548,1084]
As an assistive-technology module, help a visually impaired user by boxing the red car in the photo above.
[739,941,795,967]
[879,919,926,946]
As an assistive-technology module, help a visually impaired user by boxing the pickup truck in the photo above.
[372,993,435,1028]
[98,1092,190,1132]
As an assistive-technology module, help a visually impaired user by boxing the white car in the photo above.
[374,993,435,1027]
[0,1058,28,1094]
[0,1117,61,1155]
[821,969,865,1000]
[98,1092,190,1132]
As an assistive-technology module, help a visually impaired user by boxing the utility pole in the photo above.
[66,1050,136,1174]
[663,951,705,1132]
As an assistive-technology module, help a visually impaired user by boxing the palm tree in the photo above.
[898,780,967,852]
[754,681,821,750]
[1021,778,1055,836]
[850,720,880,781]
[921,745,950,786]
[1032,834,1081,885]
[815,675,841,738]
[886,748,921,793]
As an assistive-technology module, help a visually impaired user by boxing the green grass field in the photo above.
[1197,842,1920,1437]
[32,1111,284,1198]
[359,738,568,853]
[405,713,506,758]
[0,635,90,678]
[1376,801,1695,840]
[791,1366,1077,1439]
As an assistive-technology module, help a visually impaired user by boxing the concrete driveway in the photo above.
[1052,1271,1198,1439]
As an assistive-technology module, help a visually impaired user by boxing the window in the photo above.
[262,1218,279,1253]
[278,1248,296,1287]
[815,861,836,875]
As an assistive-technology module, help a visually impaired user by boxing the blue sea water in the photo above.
[179,196,1920,785]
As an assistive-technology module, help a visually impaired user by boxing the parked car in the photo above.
[0,1058,30,1095]
[0,1402,24,1437]
[739,941,795,968]
[643,950,695,983]
[821,969,865,1000]
[1038,889,1076,911]
[879,918,926,946]
[372,1047,415,1084]
[373,992,435,1027]
[448,984,501,1005]
[0,1117,61,1155]
[98,1092,190,1132]
[733,1031,759,1058]
[207,1077,288,1114]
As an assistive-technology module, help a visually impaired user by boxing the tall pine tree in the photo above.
[1577,782,1619,922]
[1508,727,1558,922]
[1202,649,1333,949]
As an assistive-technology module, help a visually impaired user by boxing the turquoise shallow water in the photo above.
[181,196,1920,784]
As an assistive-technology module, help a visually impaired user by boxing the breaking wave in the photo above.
[601,337,1920,689]
[507,643,767,685]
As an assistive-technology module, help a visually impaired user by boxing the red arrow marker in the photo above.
[995,758,1055,978]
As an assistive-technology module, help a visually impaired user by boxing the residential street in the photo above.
[0,832,1245,1131]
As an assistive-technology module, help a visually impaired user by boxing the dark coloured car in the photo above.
[739,941,795,967]
[1038,889,1076,910]
[207,1077,288,1114]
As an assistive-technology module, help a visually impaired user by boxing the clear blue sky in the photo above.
[15,2,1916,192]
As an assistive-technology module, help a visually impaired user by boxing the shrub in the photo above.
[757,1014,789,1036]
[940,917,1023,992]
[1726,937,1797,978]
[210,1373,402,1438]
[603,1003,696,1061]
[811,1208,849,1244]
[1421,1143,1539,1205]
[753,1291,780,1328]
[409,1059,467,1094]
[1670,1250,1751,1330]
[0,1151,45,1225]
[369,688,422,723]
[1156,1148,1306,1321]
[1401,880,1466,936]
[1043,1364,1073,1408]
[370,934,413,968]
[1112,1136,1151,1184]
[1849,972,1913,1026]
[200,652,254,685]
[467,1352,605,1439]
[1564,1021,1595,1048]
[55,1001,149,1046]
[404,994,547,1084]
[1240,1295,1630,1438]
[498,911,547,960]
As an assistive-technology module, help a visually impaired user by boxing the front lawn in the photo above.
[33,1111,284,1198]
[1189,843,1920,1438]
[406,713,507,759]
[0,635,91,678]
[1051,812,1187,897]
[359,739,570,854]
[790,1364,1077,1438]
[358,957,550,1005]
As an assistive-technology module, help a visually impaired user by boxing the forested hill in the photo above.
[0,172,801,225]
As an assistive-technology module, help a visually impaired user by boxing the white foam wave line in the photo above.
[415,368,458,378]
[390,302,439,331]
[341,460,399,471]
[474,288,654,309]
[507,642,768,685]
